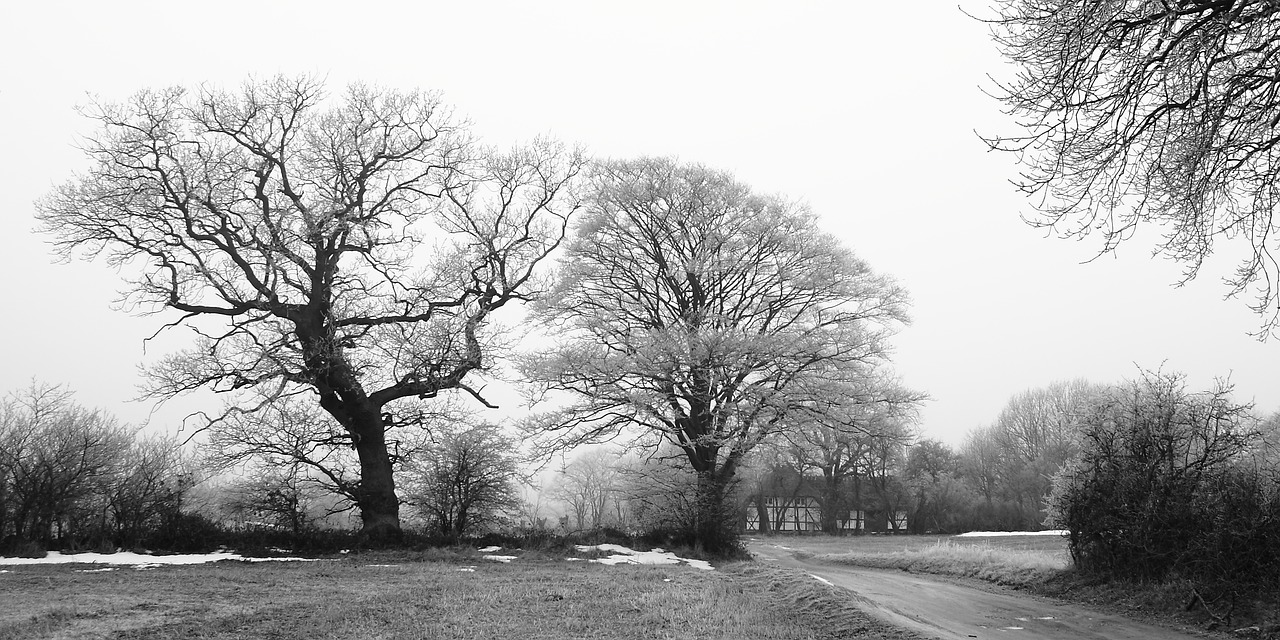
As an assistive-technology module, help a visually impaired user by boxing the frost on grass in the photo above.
[954,530,1067,538]
[0,551,324,567]
[575,544,714,571]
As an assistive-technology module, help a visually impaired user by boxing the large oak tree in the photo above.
[37,76,583,539]
[523,157,910,550]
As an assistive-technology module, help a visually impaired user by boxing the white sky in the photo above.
[1,0,1275,447]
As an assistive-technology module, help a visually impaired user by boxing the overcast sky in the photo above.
[1,1,1275,446]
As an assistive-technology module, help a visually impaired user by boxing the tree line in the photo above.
[22,75,914,554]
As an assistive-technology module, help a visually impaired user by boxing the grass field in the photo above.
[0,552,916,640]
[750,533,1070,588]
[750,532,1070,555]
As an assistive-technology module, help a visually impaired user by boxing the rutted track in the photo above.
[749,541,1209,640]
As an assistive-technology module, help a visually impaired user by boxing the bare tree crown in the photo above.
[985,1,1280,335]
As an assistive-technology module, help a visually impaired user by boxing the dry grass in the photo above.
[750,533,1070,588]
[0,554,914,640]
[751,532,1069,555]
[816,539,1069,587]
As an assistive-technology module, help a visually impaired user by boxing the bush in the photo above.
[1047,370,1278,600]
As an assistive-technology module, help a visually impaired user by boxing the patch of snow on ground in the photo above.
[954,530,1067,537]
[482,555,517,563]
[458,566,477,572]
[0,551,323,567]
[574,544,713,571]
[477,545,502,553]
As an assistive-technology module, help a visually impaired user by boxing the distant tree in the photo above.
[985,1,1280,335]
[549,449,622,531]
[36,76,584,539]
[614,452,707,544]
[954,380,1101,530]
[221,463,325,537]
[524,157,911,552]
[989,380,1101,527]
[863,424,912,532]
[0,383,133,547]
[904,439,971,533]
[783,375,922,533]
[105,434,194,547]
[404,423,521,540]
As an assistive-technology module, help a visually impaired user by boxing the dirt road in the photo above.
[748,541,1208,640]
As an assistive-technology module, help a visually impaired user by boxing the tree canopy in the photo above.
[523,157,911,549]
[985,1,1280,335]
[36,76,583,538]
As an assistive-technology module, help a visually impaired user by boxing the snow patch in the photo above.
[477,545,502,553]
[482,555,517,563]
[574,544,713,571]
[954,530,1067,538]
[0,550,324,567]
[458,566,477,572]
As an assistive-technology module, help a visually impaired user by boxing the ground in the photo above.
[0,548,915,640]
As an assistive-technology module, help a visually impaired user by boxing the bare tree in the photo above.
[549,449,622,531]
[904,439,970,533]
[0,383,132,547]
[984,1,1280,335]
[106,434,194,547]
[36,76,583,539]
[404,423,521,540]
[220,463,327,537]
[523,157,911,551]
[989,379,1102,527]
[784,375,923,532]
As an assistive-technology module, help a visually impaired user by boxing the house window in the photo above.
[890,511,908,531]
[840,510,864,530]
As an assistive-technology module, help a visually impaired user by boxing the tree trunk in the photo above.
[753,490,770,534]
[351,413,401,544]
[820,472,842,534]
[692,470,738,554]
